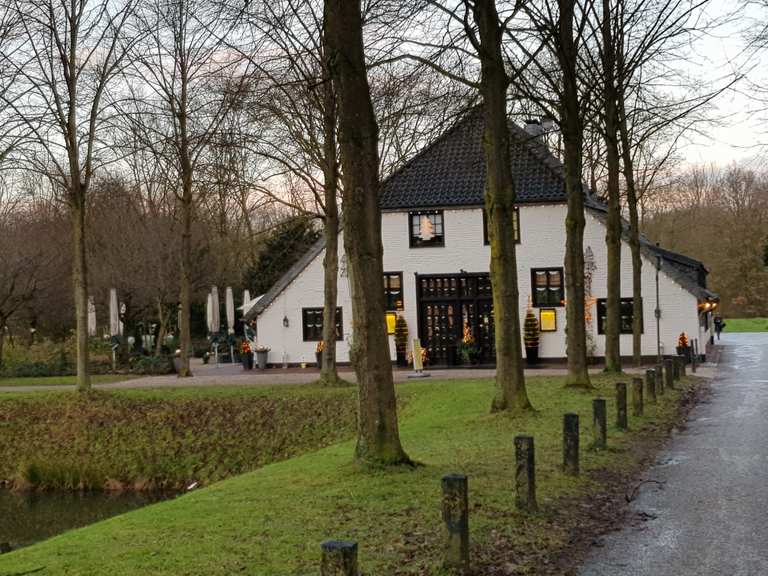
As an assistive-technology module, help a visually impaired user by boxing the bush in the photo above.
[128,355,174,375]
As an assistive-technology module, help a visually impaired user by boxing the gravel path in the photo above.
[0,358,716,393]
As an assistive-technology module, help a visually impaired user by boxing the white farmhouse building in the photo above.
[245,110,718,367]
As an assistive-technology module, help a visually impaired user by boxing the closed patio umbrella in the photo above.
[109,288,120,337]
[226,287,235,335]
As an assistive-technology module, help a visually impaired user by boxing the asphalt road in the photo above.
[578,332,768,576]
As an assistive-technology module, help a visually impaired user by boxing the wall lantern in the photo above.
[283,316,289,328]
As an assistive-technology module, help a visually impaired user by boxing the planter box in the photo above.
[316,351,323,369]
[525,346,539,366]
[256,350,269,370]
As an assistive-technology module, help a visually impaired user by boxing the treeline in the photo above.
[0,174,320,360]
[644,163,768,317]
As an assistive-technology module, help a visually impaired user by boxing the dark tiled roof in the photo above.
[380,107,566,209]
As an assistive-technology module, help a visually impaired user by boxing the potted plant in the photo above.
[524,308,540,365]
[676,332,691,363]
[254,345,270,370]
[458,321,479,365]
[315,341,324,368]
[241,340,253,370]
[394,315,409,367]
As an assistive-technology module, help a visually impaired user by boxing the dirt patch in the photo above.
[476,378,709,576]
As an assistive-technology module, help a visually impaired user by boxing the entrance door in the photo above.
[417,273,495,366]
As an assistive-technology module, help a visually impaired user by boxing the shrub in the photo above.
[128,355,174,375]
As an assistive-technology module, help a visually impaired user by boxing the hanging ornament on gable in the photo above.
[419,215,435,241]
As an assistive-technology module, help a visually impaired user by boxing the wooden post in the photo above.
[631,377,644,417]
[616,382,628,430]
[645,369,657,404]
[678,354,687,378]
[321,541,358,576]
[563,413,579,476]
[441,474,469,573]
[592,398,607,450]
[664,358,675,390]
[672,356,680,380]
[514,436,537,512]
[656,363,665,395]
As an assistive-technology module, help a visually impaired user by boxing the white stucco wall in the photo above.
[255,203,710,365]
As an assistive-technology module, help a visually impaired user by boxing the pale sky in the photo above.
[681,2,766,166]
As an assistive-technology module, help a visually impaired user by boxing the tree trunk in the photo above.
[324,0,410,465]
[178,178,193,377]
[558,0,592,388]
[154,298,168,357]
[177,70,193,378]
[601,0,622,373]
[473,0,531,413]
[0,317,5,369]
[319,47,342,387]
[617,94,642,366]
[71,192,91,391]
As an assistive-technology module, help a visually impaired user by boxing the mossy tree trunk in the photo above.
[558,0,592,388]
[473,0,531,414]
[320,64,342,386]
[177,69,194,378]
[601,0,622,373]
[324,0,410,465]
[70,181,91,392]
[617,93,642,367]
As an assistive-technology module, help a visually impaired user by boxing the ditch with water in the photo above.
[0,489,176,553]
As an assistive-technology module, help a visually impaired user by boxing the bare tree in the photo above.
[324,0,410,464]
[0,0,136,390]
[122,0,255,376]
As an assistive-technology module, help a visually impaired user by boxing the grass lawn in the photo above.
[0,374,136,387]
[724,317,768,333]
[0,375,696,575]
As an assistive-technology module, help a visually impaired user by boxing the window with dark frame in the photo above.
[409,210,445,247]
[483,207,520,244]
[383,272,404,311]
[531,268,564,307]
[302,307,343,341]
[596,298,642,335]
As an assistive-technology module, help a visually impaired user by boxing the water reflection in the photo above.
[0,490,175,551]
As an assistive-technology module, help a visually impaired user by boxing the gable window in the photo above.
[302,307,343,341]
[596,298,642,335]
[531,268,564,307]
[383,272,404,311]
[409,210,444,247]
[483,207,520,245]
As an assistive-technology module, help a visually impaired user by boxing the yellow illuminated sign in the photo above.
[540,308,557,332]
[386,312,397,335]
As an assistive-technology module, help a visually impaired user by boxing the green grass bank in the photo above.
[724,317,768,332]
[0,374,701,575]
[0,385,357,491]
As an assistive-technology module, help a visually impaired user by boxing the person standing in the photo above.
[714,315,725,340]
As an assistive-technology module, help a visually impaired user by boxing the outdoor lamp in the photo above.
[283,316,289,328]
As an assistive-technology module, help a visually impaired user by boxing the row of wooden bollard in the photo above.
[319,358,690,575]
